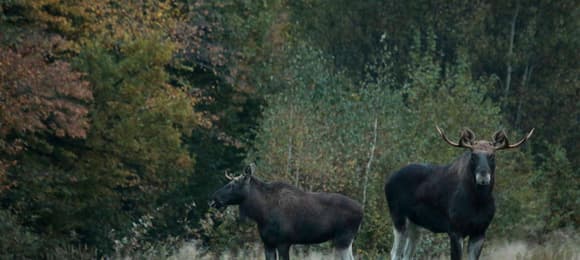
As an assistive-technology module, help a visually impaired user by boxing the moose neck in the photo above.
[239,177,269,225]
[462,173,494,204]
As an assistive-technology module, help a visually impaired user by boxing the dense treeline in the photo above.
[0,0,577,258]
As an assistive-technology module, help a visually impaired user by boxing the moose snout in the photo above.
[208,199,217,208]
[475,172,491,185]
[208,194,224,209]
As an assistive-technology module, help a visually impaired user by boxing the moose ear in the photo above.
[459,128,476,146]
[492,130,507,146]
[243,163,255,184]
[244,163,255,176]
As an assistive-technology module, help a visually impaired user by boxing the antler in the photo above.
[494,128,535,150]
[225,170,235,180]
[435,126,474,149]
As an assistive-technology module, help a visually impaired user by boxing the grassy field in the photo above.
[47,232,579,259]
[166,236,579,260]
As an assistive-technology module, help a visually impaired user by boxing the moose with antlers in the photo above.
[209,164,363,260]
[385,126,534,260]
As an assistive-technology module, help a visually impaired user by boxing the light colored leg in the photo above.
[468,235,485,260]
[391,227,407,260]
[336,240,354,260]
[402,222,420,260]
[348,243,355,260]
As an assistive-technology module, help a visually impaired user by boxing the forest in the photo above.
[0,0,578,259]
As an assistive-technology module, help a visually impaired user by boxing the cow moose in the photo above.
[209,164,364,260]
[385,126,534,260]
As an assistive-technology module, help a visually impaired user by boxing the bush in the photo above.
[0,209,41,259]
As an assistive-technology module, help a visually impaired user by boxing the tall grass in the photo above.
[161,236,579,260]
[482,240,579,260]
[167,242,334,260]
[481,231,580,260]
[42,231,579,259]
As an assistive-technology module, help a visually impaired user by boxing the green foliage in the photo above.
[488,150,542,239]
[1,34,201,255]
[0,209,41,259]
[240,36,522,256]
[72,37,198,250]
[77,38,196,177]
[533,143,578,230]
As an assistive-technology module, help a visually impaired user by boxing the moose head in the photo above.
[209,164,255,209]
[436,126,534,186]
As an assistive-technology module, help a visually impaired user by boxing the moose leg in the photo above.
[334,229,356,260]
[402,221,420,260]
[390,226,407,260]
[264,245,277,260]
[277,244,291,260]
[467,235,485,260]
[448,232,463,260]
[347,245,355,260]
[335,240,354,260]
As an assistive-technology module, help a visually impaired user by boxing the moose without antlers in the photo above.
[209,164,363,260]
[385,126,534,260]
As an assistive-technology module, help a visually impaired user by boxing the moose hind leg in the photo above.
[402,221,420,260]
[468,235,485,260]
[334,230,356,260]
[335,239,354,260]
[390,225,407,260]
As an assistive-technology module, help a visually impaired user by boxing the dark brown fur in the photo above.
[210,166,363,260]
[385,127,533,260]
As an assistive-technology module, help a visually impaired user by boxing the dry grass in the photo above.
[97,230,579,260]
[167,242,333,260]
[429,232,580,260]
[161,237,579,260]
[481,240,579,260]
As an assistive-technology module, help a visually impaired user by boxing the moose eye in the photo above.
[470,155,477,162]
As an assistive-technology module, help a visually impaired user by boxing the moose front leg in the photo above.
[467,234,485,260]
[264,245,277,260]
[277,244,291,260]
[449,232,463,260]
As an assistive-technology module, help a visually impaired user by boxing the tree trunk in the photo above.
[362,118,378,210]
[287,103,296,186]
[504,2,520,104]
[515,63,533,128]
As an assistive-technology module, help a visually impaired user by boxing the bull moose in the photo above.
[385,126,534,260]
[209,164,363,260]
